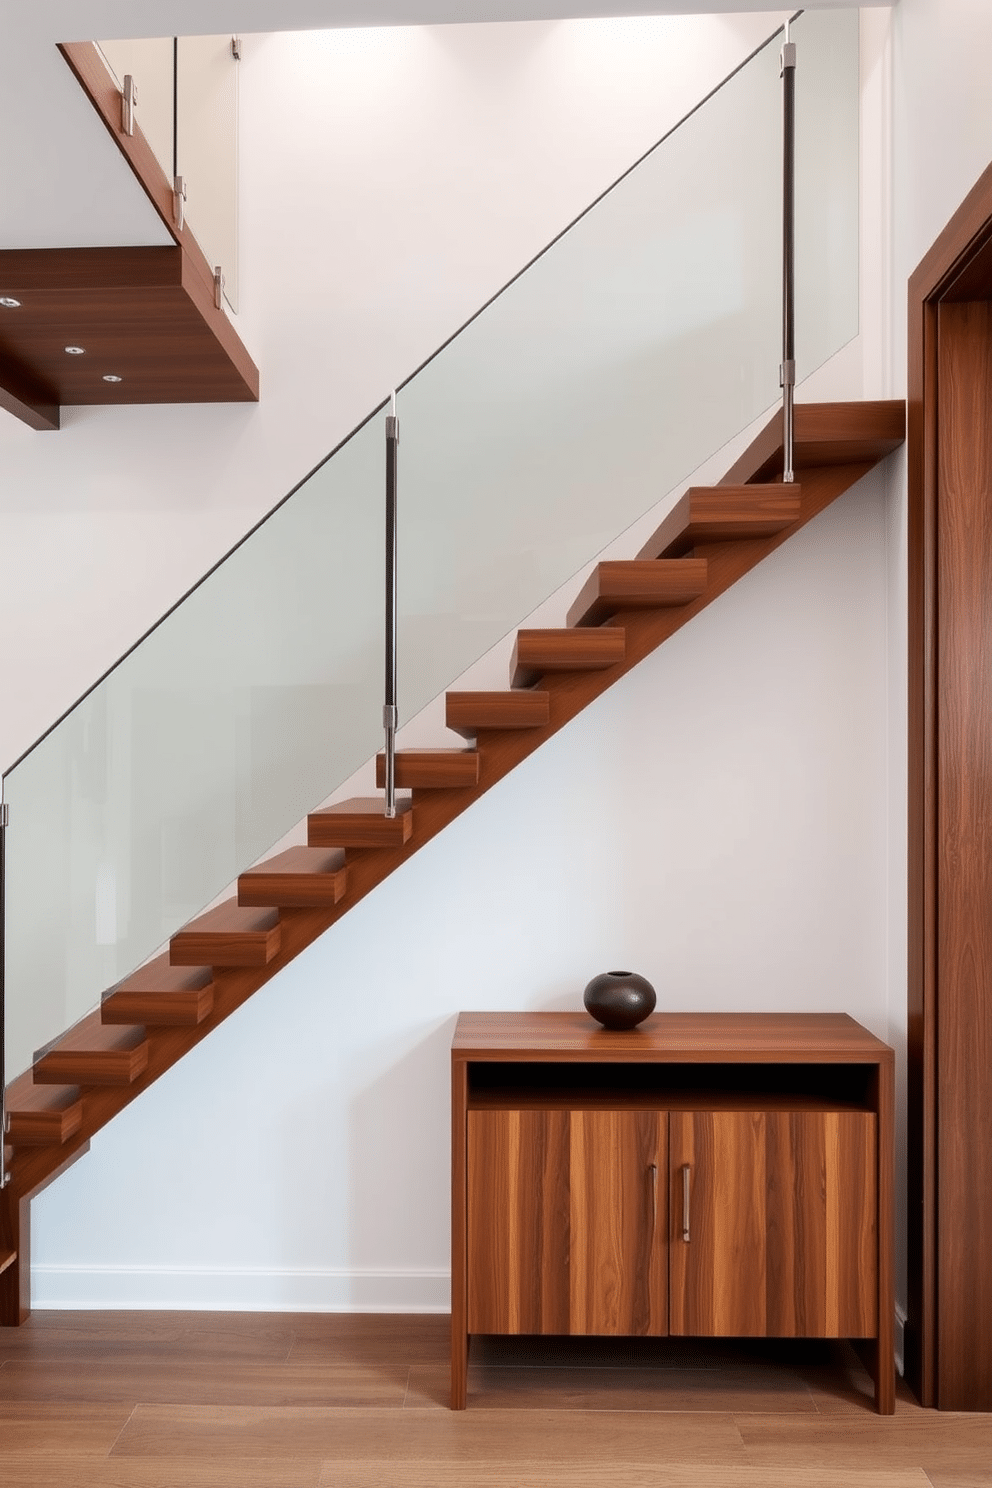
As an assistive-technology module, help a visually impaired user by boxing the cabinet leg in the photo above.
[0,1190,31,1327]
[450,1324,468,1410]
[853,1335,895,1415]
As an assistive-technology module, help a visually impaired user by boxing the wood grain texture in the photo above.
[374,751,480,789]
[0,247,257,411]
[903,152,992,1410]
[669,1111,876,1340]
[112,1402,748,1465]
[32,1012,149,1087]
[170,901,280,969]
[307,797,413,848]
[238,848,348,909]
[101,955,214,1027]
[467,1109,572,1335]
[637,486,802,561]
[466,1109,667,1339]
[720,401,905,485]
[450,1059,469,1409]
[510,628,625,688]
[1,1312,979,1484]
[56,43,252,370]
[455,1013,893,1413]
[445,692,550,738]
[1,401,903,1325]
[0,353,59,431]
[567,559,708,629]
[905,283,938,1405]
[2,1075,83,1145]
[569,1110,668,1336]
[933,300,992,1411]
[452,1010,892,1063]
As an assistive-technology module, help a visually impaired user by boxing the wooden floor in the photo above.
[0,1313,989,1486]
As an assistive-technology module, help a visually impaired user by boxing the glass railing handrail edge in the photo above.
[1,395,390,779]
[3,9,800,781]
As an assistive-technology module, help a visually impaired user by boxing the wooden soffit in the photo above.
[0,42,259,432]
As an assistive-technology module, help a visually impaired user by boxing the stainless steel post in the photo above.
[383,394,399,818]
[781,18,797,484]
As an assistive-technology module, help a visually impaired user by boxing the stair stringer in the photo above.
[0,398,905,1324]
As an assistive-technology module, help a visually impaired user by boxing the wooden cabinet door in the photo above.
[467,1108,667,1335]
[669,1110,877,1338]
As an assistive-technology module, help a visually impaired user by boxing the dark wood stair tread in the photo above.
[238,846,348,909]
[33,1012,149,1087]
[511,627,626,689]
[567,558,708,629]
[102,955,214,1027]
[308,796,413,849]
[4,1071,83,1145]
[1,399,907,1270]
[638,484,802,561]
[445,691,550,738]
[170,901,281,969]
[722,400,905,485]
[375,751,480,789]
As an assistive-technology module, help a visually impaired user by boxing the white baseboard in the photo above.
[31,1265,450,1313]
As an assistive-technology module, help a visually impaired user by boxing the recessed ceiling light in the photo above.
[102,374,123,384]
[65,345,86,355]
[0,296,21,308]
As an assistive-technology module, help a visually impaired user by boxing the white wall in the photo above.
[0,11,786,772]
[13,4,917,1324]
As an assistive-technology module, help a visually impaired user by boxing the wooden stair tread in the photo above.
[567,558,708,629]
[722,400,906,485]
[102,954,214,1027]
[170,900,281,969]
[0,1250,16,1276]
[375,751,480,789]
[308,796,413,849]
[511,627,626,689]
[4,1071,83,1146]
[33,1011,149,1087]
[3,399,906,1270]
[637,484,802,561]
[445,691,550,738]
[238,847,348,909]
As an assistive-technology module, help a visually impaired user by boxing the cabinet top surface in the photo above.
[452,1011,892,1063]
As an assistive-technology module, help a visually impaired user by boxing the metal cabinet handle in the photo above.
[681,1163,691,1242]
[648,1163,658,1234]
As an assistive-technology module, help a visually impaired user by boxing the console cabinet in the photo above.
[451,1011,894,1412]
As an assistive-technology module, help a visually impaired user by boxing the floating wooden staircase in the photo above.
[0,398,904,1324]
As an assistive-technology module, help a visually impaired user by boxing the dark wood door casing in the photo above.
[907,158,992,1411]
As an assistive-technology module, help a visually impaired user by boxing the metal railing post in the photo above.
[1,781,9,1189]
[383,394,399,818]
[781,18,797,484]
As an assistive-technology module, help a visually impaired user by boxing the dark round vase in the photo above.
[583,970,656,1031]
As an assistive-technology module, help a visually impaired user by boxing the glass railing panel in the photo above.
[4,417,384,1081]
[98,38,176,185]
[396,6,857,701]
[795,8,859,370]
[98,34,240,312]
[177,35,240,311]
[3,7,858,1083]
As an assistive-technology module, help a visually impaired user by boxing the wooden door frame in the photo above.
[906,156,992,1407]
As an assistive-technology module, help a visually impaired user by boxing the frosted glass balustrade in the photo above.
[3,8,858,1081]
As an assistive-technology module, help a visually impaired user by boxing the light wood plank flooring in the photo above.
[0,1313,988,1486]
